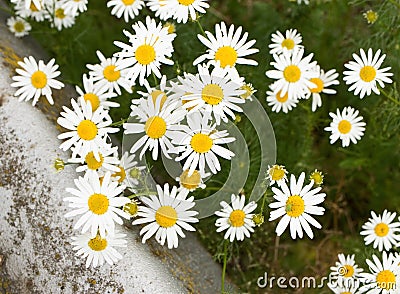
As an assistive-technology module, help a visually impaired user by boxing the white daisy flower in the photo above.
[114,16,176,86]
[61,0,88,16]
[146,0,172,20]
[327,283,359,294]
[132,183,199,249]
[268,172,326,239]
[64,171,130,237]
[343,48,393,99]
[57,98,118,160]
[360,210,400,252]
[330,254,363,286]
[165,0,209,24]
[171,112,236,175]
[176,169,209,193]
[124,94,186,160]
[111,151,146,189]
[266,47,318,101]
[107,0,144,22]
[11,56,64,106]
[324,106,366,148]
[193,21,259,68]
[215,194,257,242]
[52,4,75,31]
[358,252,400,294]
[7,16,31,38]
[175,63,245,125]
[15,1,50,22]
[266,84,299,114]
[71,231,127,268]
[68,145,121,175]
[11,0,42,10]
[269,28,303,56]
[266,164,288,187]
[137,75,174,108]
[304,65,339,112]
[86,50,132,95]
[76,74,119,111]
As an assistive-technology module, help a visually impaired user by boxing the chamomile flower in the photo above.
[123,94,186,160]
[269,29,303,56]
[360,210,400,252]
[266,47,318,101]
[343,48,393,99]
[14,0,43,10]
[324,106,366,148]
[11,56,64,106]
[266,84,299,114]
[71,231,127,268]
[305,65,339,112]
[68,145,120,175]
[215,194,257,242]
[137,75,173,108]
[327,283,359,294]
[107,0,144,22]
[176,63,245,125]
[176,169,209,192]
[132,184,199,249]
[52,4,75,31]
[269,172,326,239]
[193,21,259,68]
[111,151,145,189]
[309,169,324,186]
[330,254,363,286]
[76,74,119,111]
[146,0,172,21]
[114,16,176,85]
[239,82,256,100]
[86,50,132,95]
[165,0,209,24]
[363,10,378,25]
[61,0,88,16]
[358,252,400,294]
[57,98,118,160]
[64,171,130,237]
[7,16,31,38]
[15,1,50,22]
[266,164,288,186]
[171,112,236,175]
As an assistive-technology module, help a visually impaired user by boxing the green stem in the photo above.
[196,19,206,37]
[110,118,128,127]
[259,191,268,213]
[130,192,157,197]
[380,87,400,106]
[221,240,228,293]
[0,6,13,15]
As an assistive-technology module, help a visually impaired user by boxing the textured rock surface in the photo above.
[0,5,232,293]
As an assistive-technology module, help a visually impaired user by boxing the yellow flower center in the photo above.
[103,65,120,82]
[376,270,396,290]
[87,234,108,251]
[55,8,66,19]
[123,201,138,216]
[285,195,305,217]
[129,167,141,178]
[13,21,25,32]
[229,210,245,227]
[83,93,100,111]
[31,71,47,89]
[54,158,65,171]
[338,120,352,134]
[275,91,288,103]
[202,84,224,105]
[155,206,177,228]
[281,38,295,50]
[309,171,324,186]
[342,265,355,278]
[178,0,194,5]
[122,0,135,5]
[112,166,126,183]
[309,78,324,93]
[144,116,167,139]
[374,222,389,237]
[151,90,168,109]
[77,120,98,140]
[85,151,104,170]
[283,65,301,83]
[135,44,156,65]
[164,22,175,34]
[239,83,254,100]
[214,46,238,68]
[341,292,351,294]
[180,169,201,190]
[359,65,376,82]
[269,165,286,181]
[30,2,39,11]
[190,133,213,153]
[364,10,378,24]
[88,193,109,215]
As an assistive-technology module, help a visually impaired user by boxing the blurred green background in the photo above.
[10,0,400,292]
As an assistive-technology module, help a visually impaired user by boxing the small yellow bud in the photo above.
[123,200,138,217]
[309,169,324,186]
[54,158,65,171]
[363,10,378,24]
[252,213,264,226]
[240,83,256,100]
[129,167,141,179]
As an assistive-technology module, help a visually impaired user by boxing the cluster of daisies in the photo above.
[265,28,393,147]
[327,210,400,294]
